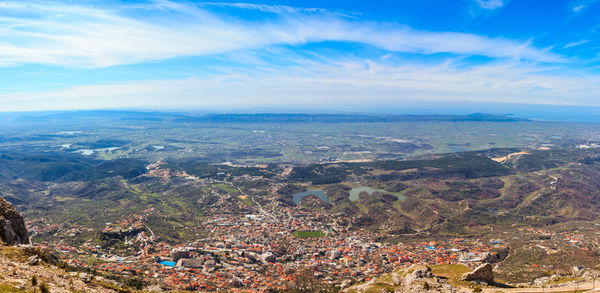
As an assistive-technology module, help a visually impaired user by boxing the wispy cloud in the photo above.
[564,39,589,48]
[4,58,598,111]
[570,0,600,13]
[199,2,352,17]
[573,4,586,11]
[475,0,505,10]
[0,0,561,68]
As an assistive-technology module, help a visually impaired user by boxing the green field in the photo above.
[292,230,326,238]
[1,111,597,165]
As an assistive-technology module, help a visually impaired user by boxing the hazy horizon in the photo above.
[3,101,600,123]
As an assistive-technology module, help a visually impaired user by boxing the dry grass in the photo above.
[0,284,25,293]
[431,264,472,288]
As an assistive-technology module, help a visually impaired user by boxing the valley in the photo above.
[2,113,600,292]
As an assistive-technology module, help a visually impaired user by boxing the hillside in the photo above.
[1,146,600,290]
[4,147,600,241]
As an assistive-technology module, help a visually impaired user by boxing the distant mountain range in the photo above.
[1,110,529,124]
[176,113,529,123]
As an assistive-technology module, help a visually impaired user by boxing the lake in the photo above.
[292,190,330,204]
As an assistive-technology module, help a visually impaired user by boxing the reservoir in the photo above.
[292,190,329,204]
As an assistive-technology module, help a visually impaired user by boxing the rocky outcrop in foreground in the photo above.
[461,263,494,283]
[0,246,121,292]
[0,196,29,245]
[344,265,471,293]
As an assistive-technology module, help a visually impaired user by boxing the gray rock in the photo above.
[461,263,494,283]
[0,197,29,245]
[78,273,94,283]
[392,273,403,285]
[533,276,549,287]
[27,255,40,265]
[144,285,164,292]
[402,265,434,287]
[340,279,353,288]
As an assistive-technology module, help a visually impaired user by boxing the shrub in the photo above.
[40,283,49,293]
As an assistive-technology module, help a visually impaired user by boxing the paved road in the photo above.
[482,282,596,292]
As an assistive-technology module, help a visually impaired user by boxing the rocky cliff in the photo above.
[0,196,29,245]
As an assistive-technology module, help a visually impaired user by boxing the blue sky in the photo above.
[1,0,600,111]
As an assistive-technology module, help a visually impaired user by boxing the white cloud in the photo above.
[573,4,586,11]
[0,0,561,68]
[475,0,505,10]
[3,59,598,111]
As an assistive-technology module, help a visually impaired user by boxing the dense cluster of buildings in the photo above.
[27,198,514,291]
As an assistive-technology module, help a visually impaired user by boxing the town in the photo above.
[25,176,600,292]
